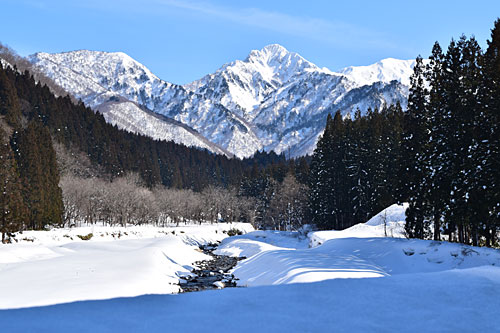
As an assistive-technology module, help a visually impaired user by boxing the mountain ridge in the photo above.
[29,45,415,158]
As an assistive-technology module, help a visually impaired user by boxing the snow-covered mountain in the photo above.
[29,46,415,158]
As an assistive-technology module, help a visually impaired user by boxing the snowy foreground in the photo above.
[0,223,254,308]
[1,205,500,332]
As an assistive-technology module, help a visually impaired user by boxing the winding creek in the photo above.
[179,243,246,292]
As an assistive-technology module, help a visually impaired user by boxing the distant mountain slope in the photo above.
[27,50,227,155]
[96,97,232,157]
[29,46,415,158]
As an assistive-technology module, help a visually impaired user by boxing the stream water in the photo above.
[179,243,246,292]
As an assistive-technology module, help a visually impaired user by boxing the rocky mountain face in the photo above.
[29,45,415,158]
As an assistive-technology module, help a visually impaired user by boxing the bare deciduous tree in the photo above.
[267,174,309,231]
[60,173,258,227]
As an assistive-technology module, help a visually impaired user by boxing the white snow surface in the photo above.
[0,223,253,309]
[216,204,500,287]
[2,205,499,332]
[0,58,12,70]
[309,203,408,244]
[29,45,413,158]
[340,58,416,87]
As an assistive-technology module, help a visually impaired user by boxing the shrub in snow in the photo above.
[77,233,93,241]
[225,228,243,237]
[297,224,316,238]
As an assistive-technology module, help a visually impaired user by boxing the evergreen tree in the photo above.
[479,19,500,245]
[0,67,22,127]
[450,36,483,245]
[0,129,27,242]
[309,113,335,229]
[328,111,349,229]
[346,109,372,225]
[12,122,63,229]
[399,56,432,238]
[424,42,448,241]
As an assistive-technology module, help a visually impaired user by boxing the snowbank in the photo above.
[218,231,500,287]
[1,206,500,332]
[0,223,253,309]
[3,222,254,247]
[309,203,407,247]
[216,204,500,287]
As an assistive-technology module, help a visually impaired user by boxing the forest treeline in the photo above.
[310,20,500,246]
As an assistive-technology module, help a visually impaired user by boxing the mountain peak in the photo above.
[260,43,289,56]
[241,44,319,79]
[29,50,148,73]
[246,44,304,65]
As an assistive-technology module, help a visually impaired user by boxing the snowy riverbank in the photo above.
[216,204,500,286]
[0,223,253,309]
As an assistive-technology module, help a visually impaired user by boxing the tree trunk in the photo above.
[472,227,478,247]
[433,209,440,241]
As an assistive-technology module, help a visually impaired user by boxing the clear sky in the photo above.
[2,0,499,84]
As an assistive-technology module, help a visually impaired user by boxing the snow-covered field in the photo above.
[1,205,500,332]
[216,204,500,287]
[0,223,253,309]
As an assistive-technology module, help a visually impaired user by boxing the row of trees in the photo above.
[309,105,404,230]
[310,20,500,247]
[0,121,63,242]
[59,171,308,230]
[401,22,500,246]
[0,60,64,242]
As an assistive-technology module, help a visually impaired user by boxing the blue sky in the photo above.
[2,0,499,84]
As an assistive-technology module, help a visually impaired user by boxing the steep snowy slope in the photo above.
[29,46,415,158]
[96,97,232,156]
[28,50,176,108]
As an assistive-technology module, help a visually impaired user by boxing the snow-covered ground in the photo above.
[0,223,253,309]
[2,266,499,332]
[1,205,500,332]
[216,204,500,286]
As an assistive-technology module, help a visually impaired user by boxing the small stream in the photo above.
[179,243,246,292]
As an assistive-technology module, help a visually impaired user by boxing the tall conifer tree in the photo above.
[12,122,63,229]
[0,128,27,243]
